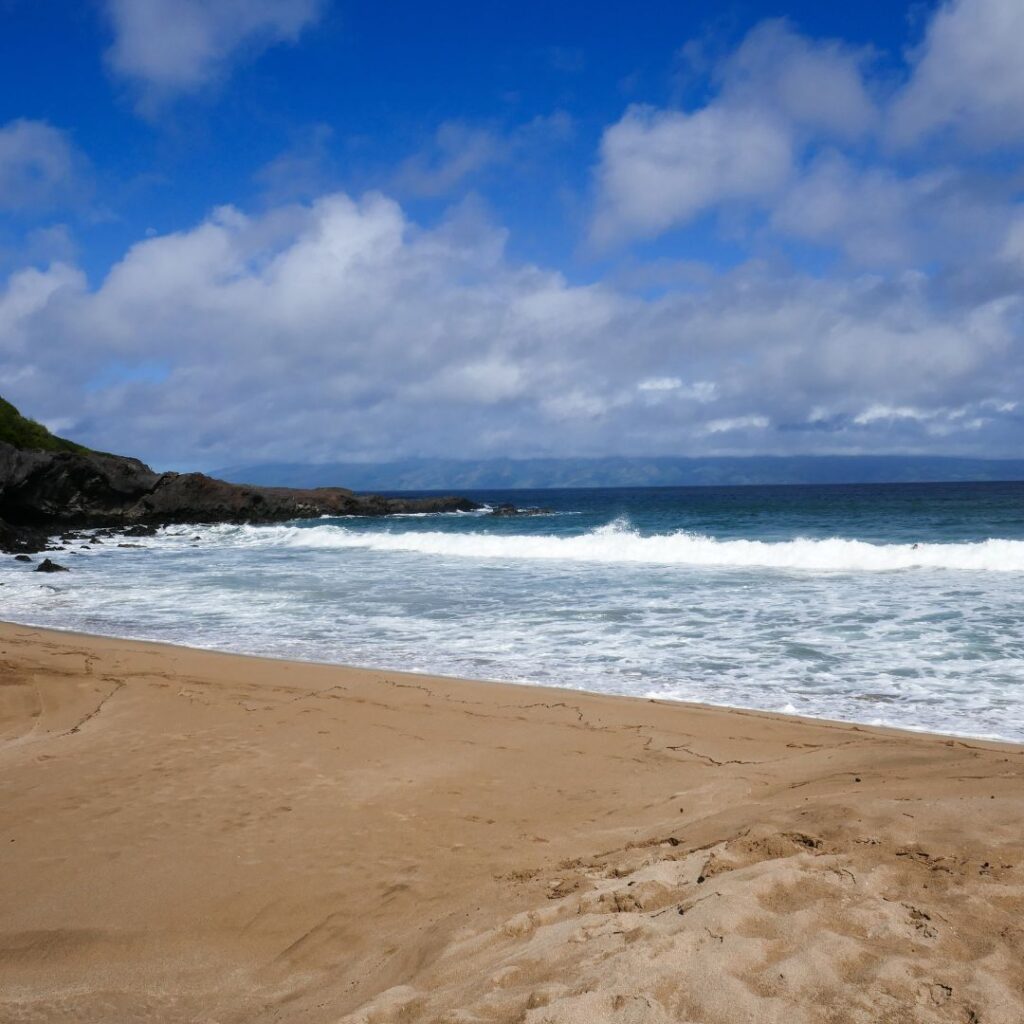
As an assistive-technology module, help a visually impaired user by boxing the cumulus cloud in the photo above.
[703,415,770,435]
[591,104,792,245]
[3,190,1022,468]
[0,120,86,213]
[637,378,717,402]
[591,20,877,246]
[889,0,1024,149]
[104,0,324,107]
[6,2,1024,468]
[767,155,1008,268]
[591,3,1024,258]
[716,20,877,142]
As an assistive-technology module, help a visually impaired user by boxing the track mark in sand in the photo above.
[664,742,760,767]
[509,701,588,724]
[379,679,436,699]
[664,735,871,769]
[64,679,126,736]
[378,679,600,728]
[287,684,351,705]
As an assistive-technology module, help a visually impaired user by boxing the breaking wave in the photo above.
[179,519,1024,572]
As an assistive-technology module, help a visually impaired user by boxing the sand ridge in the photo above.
[0,622,1021,1022]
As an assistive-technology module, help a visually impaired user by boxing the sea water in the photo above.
[3,481,1024,742]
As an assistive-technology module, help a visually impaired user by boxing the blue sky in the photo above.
[2,0,1023,469]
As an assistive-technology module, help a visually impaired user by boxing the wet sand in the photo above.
[0,621,1022,1023]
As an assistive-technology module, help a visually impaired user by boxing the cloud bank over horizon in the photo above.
[2,0,1023,470]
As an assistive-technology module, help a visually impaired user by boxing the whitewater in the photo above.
[227,519,1024,572]
[3,481,1024,742]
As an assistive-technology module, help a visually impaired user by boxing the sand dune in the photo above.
[0,622,1021,1022]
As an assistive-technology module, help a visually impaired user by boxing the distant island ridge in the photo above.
[215,455,1024,491]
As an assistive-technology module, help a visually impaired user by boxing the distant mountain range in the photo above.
[214,455,1024,491]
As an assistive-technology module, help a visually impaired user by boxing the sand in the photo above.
[0,621,1022,1023]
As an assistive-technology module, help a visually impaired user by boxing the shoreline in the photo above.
[2,621,1022,1022]
[1,616,1018,749]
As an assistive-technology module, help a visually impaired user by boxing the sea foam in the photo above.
[198,518,1024,572]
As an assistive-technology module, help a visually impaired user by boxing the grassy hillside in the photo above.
[0,396,89,453]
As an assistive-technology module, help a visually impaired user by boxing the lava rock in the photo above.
[35,558,69,573]
[0,440,480,537]
[0,516,50,555]
[490,503,554,517]
[122,524,157,537]
[14,553,32,562]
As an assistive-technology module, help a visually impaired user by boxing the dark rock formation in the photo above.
[489,503,554,517]
[35,558,68,573]
[0,441,480,554]
[1,516,49,554]
[14,554,32,562]
[122,524,157,537]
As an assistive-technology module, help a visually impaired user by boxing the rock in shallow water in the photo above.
[489,503,554,517]
[35,558,69,573]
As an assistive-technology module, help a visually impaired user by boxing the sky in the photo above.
[1,0,1023,471]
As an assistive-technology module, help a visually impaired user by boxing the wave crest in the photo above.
[177,520,1024,572]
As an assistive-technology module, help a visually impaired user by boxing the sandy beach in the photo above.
[0,621,1021,1023]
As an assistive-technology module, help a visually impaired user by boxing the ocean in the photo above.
[4,481,1024,742]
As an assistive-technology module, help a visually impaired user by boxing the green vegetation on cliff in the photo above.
[0,396,89,454]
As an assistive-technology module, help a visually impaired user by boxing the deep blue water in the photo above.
[373,481,1024,543]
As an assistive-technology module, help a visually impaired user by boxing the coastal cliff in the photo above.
[0,399,478,552]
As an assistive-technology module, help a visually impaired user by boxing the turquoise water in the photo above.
[4,481,1024,741]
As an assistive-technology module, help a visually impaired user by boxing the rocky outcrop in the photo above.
[1,517,49,554]
[0,442,479,553]
[489,503,554,517]
[35,558,68,573]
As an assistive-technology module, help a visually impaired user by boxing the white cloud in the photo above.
[590,3,1024,272]
[104,0,324,106]
[3,191,1022,467]
[702,415,770,434]
[637,377,683,391]
[590,20,877,246]
[717,20,877,142]
[772,155,915,264]
[889,0,1024,149]
[770,155,974,267]
[0,120,84,213]
[637,378,717,402]
[1001,216,1024,266]
[591,104,792,245]
[852,403,997,437]
[853,404,937,425]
